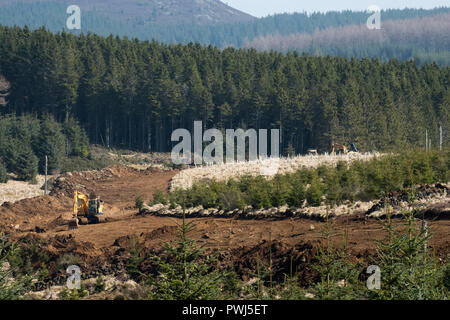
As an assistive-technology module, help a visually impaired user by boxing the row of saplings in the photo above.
[144,149,450,211]
[1,208,449,300]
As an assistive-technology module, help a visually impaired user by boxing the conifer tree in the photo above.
[0,160,8,183]
[15,145,38,182]
[35,116,65,174]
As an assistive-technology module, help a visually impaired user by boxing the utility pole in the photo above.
[44,155,48,196]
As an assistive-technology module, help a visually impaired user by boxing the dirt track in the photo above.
[1,166,449,269]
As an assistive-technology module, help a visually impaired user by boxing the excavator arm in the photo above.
[73,191,89,217]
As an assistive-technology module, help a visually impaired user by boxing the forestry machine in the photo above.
[330,143,358,155]
[69,191,106,229]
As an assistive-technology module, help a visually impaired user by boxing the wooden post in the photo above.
[422,220,428,254]
[44,155,48,195]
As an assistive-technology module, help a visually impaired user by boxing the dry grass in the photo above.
[0,175,53,205]
[170,152,381,190]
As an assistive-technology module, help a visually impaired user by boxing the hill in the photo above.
[0,0,254,26]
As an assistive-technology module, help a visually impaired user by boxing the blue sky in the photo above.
[223,0,450,17]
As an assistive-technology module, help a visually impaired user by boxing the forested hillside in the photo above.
[245,13,450,65]
[0,2,448,63]
[0,2,447,45]
[0,25,448,157]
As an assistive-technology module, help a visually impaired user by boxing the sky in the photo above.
[223,0,450,18]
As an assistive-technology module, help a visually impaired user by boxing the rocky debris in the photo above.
[366,183,449,219]
[50,174,99,197]
[50,166,126,197]
[139,183,449,221]
[138,202,373,221]
[25,285,65,300]
[25,275,143,300]
[420,200,450,220]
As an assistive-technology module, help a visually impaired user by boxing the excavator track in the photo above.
[97,216,106,223]
[90,216,106,224]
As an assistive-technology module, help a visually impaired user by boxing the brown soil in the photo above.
[0,165,449,284]
[0,166,177,233]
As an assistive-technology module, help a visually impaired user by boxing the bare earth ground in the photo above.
[52,211,450,255]
[0,165,448,283]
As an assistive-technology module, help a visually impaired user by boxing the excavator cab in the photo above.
[88,199,104,216]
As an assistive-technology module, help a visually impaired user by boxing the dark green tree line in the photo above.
[0,25,448,155]
[0,114,89,181]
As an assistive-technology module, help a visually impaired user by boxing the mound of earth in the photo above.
[0,165,178,234]
[50,165,148,197]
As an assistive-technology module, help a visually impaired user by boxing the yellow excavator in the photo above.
[331,143,348,155]
[69,191,105,229]
[330,143,358,156]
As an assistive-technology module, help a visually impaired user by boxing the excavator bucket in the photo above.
[68,216,79,230]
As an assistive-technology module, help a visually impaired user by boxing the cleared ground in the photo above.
[0,165,448,262]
